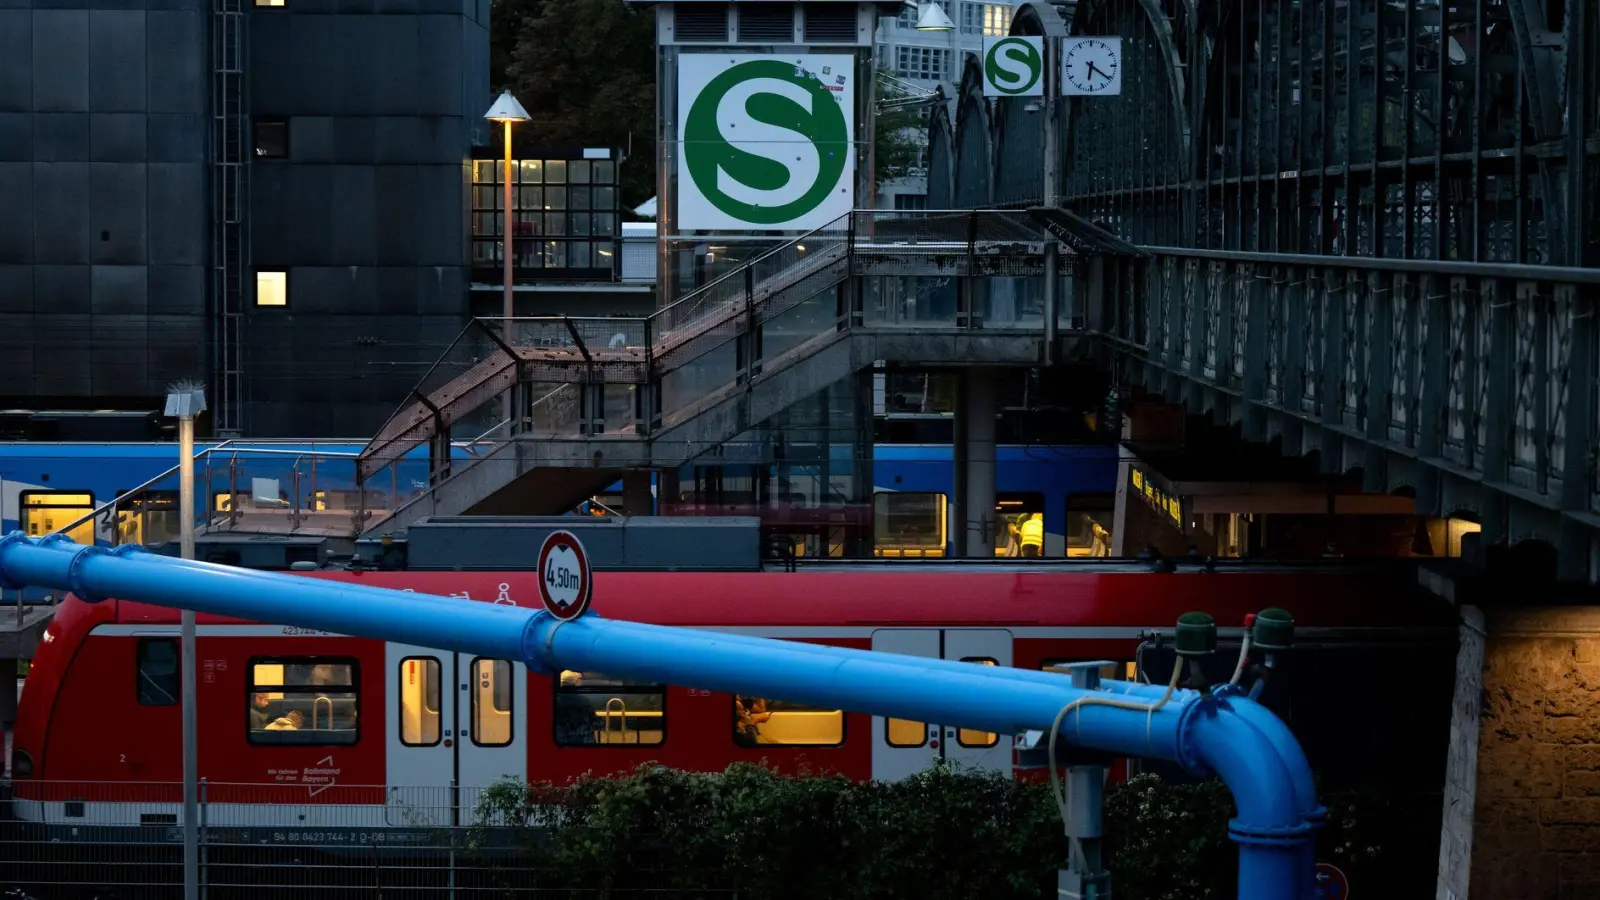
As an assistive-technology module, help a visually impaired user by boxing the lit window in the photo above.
[982,3,1011,35]
[470,658,514,747]
[554,669,664,746]
[256,271,287,307]
[137,639,179,707]
[886,717,926,747]
[399,657,442,746]
[956,659,998,747]
[247,659,359,746]
[115,490,179,547]
[20,492,95,546]
[254,0,285,6]
[253,120,287,158]
[995,492,1045,557]
[213,491,251,513]
[873,491,947,558]
[1066,493,1114,558]
[733,696,843,747]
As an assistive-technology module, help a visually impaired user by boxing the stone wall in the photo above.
[1468,607,1600,900]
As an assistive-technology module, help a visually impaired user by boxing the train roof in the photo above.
[68,562,1458,631]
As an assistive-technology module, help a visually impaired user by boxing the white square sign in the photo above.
[676,54,856,232]
[982,36,1045,98]
[1061,36,1123,96]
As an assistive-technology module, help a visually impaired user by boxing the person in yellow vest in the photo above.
[1018,513,1044,557]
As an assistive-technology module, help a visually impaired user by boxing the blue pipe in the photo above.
[0,534,1314,900]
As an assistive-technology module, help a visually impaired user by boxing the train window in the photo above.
[247,658,359,746]
[554,669,665,747]
[995,493,1045,557]
[1066,493,1114,557]
[470,658,514,747]
[732,696,844,747]
[886,717,927,747]
[136,639,180,706]
[873,492,947,558]
[213,492,251,513]
[20,491,95,546]
[955,659,999,747]
[398,657,442,747]
[115,490,180,547]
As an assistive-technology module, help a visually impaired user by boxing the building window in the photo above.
[873,491,947,558]
[137,639,179,707]
[733,696,844,747]
[115,490,179,547]
[254,0,285,6]
[554,669,664,746]
[955,659,998,747]
[247,659,359,745]
[895,3,916,26]
[1066,493,1114,557]
[893,193,928,211]
[470,658,514,747]
[895,46,949,81]
[253,119,287,158]
[982,3,1011,35]
[996,492,1045,557]
[398,657,442,747]
[255,271,287,307]
[20,491,94,546]
[471,155,620,272]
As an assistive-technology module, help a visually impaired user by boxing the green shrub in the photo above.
[469,762,1437,900]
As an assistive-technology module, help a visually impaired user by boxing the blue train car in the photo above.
[871,443,1118,558]
[0,438,1118,561]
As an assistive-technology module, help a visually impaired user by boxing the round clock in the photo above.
[1061,37,1121,95]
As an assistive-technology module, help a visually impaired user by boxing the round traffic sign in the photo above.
[537,530,592,621]
[1314,862,1349,900]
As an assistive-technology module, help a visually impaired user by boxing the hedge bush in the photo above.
[470,762,1438,900]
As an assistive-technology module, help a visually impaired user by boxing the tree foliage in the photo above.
[468,763,1438,900]
[503,0,657,209]
[873,71,932,188]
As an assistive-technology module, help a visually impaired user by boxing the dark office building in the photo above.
[0,0,493,438]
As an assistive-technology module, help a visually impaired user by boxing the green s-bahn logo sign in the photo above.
[982,36,1045,97]
[678,54,856,230]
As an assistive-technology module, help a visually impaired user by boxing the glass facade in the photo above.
[470,154,620,279]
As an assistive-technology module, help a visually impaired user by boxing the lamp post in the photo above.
[165,382,207,900]
[484,91,532,430]
[913,2,957,95]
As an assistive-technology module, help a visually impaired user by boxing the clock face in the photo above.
[1061,37,1122,96]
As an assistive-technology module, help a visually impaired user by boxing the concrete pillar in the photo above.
[0,659,16,729]
[961,368,997,558]
[622,471,653,516]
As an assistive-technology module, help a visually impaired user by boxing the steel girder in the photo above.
[1098,248,1599,581]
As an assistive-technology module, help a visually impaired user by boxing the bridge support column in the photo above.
[956,368,997,558]
[622,471,653,516]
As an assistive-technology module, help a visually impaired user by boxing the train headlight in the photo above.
[11,748,33,777]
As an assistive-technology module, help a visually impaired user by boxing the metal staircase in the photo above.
[355,209,1137,538]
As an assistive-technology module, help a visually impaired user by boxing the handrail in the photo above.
[48,442,362,540]
[313,695,333,731]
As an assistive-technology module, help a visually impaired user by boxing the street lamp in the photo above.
[484,90,531,431]
[911,3,957,101]
[164,381,206,900]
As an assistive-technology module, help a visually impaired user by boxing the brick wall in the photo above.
[1468,608,1600,900]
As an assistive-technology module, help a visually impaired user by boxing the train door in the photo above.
[869,629,1015,781]
[386,643,453,826]
[455,655,527,816]
[938,629,1013,774]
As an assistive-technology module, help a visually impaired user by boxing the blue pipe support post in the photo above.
[0,534,1316,900]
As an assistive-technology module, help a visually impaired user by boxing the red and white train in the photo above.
[7,563,1457,830]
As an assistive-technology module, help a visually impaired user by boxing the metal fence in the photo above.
[1,780,740,900]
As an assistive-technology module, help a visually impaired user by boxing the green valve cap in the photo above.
[1175,611,1217,658]
[1252,607,1295,651]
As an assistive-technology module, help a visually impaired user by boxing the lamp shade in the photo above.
[484,90,531,123]
[914,1,955,31]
